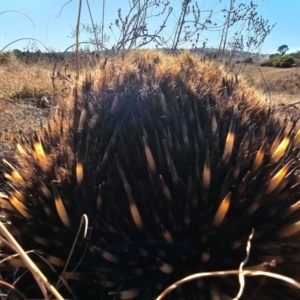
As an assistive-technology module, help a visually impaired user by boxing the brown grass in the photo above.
[0,54,75,159]
[232,63,300,103]
[225,62,300,127]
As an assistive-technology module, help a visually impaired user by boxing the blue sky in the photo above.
[0,0,299,54]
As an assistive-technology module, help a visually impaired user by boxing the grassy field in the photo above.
[0,53,75,159]
[233,64,300,99]
[0,52,299,159]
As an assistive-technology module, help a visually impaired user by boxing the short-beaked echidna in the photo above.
[1,50,300,299]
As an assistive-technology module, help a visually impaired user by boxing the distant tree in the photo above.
[277,44,289,55]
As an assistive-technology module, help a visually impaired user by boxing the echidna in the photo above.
[1,50,300,299]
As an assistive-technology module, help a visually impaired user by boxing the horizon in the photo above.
[0,0,299,55]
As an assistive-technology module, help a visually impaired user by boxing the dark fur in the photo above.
[1,51,300,299]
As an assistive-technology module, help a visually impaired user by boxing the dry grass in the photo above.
[0,57,52,100]
[227,62,300,126]
[232,63,300,101]
[0,51,110,161]
[0,54,74,159]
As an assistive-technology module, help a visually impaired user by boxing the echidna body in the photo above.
[1,50,300,299]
